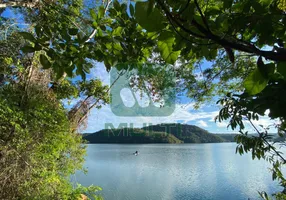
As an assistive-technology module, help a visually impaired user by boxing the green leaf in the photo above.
[104,57,118,72]
[157,31,181,64]
[18,32,35,42]
[65,65,74,77]
[147,0,155,16]
[277,62,286,79]
[113,0,121,11]
[264,63,275,77]
[56,66,65,80]
[244,68,269,95]
[112,27,123,36]
[223,0,233,9]
[40,54,51,69]
[47,49,56,58]
[60,30,71,42]
[83,64,91,73]
[104,60,111,72]
[81,72,86,81]
[121,3,127,13]
[92,21,98,28]
[181,3,195,21]
[21,46,35,53]
[34,26,42,37]
[34,43,42,51]
[100,25,106,31]
[90,9,97,20]
[98,6,105,20]
[129,4,135,16]
[135,2,165,32]
[68,28,78,36]
[77,32,88,43]
[173,35,186,51]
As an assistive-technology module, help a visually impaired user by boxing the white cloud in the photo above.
[83,103,220,133]
[194,72,204,81]
[81,62,278,134]
[88,62,110,85]
[82,100,280,134]
[197,120,208,127]
[216,121,228,128]
[243,118,279,133]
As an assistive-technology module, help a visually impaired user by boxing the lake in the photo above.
[75,143,283,200]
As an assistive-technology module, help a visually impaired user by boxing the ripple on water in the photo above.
[76,143,284,200]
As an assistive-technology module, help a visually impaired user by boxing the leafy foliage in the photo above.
[84,128,184,144]
[0,83,103,199]
[0,6,106,200]
[2,0,286,198]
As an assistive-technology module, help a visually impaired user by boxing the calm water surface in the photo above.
[76,143,283,200]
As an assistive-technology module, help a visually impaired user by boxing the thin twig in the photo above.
[156,0,206,39]
[77,69,126,127]
[194,0,210,31]
[178,0,191,14]
[85,0,112,43]
[166,14,215,46]
[248,118,286,164]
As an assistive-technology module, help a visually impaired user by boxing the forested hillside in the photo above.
[84,124,225,143]
[144,124,225,143]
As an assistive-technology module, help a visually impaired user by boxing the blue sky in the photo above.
[78,62,278,134]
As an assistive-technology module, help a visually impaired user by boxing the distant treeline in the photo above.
[83,124,283,144]
[84,124,240,144]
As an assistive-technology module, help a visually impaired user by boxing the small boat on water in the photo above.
[133,151,139,156]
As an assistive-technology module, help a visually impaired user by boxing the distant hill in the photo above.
[83,123,226,144]
[83,128,183,144]
[216,133,282,142]
[216,134,238,142]
[143,123,225,143]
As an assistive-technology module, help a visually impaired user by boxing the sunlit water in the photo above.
[75,143,284,200]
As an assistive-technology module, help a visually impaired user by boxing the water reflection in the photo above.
[76,143,283,200]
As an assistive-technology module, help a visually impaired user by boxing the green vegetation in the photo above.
[145,123,225,143]
[0,84,101,199]
[84,124,224,144]
[216,134,238,142]
[0,2,108,199]
[84,128,183,143]
[1,0,286,199]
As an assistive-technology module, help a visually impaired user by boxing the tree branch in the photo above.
[156,0,286,62]
[248,118,286,164]
[166,13,214,46]
[178,0,191,14]
[194,0,210,31]
[76,70,125,127]
[85,0,112,43]
[156,0,206,39]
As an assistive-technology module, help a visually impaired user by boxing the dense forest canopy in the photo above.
[84,124,225,144]
[1,0,286,199]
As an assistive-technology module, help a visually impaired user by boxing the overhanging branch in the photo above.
[156,0,286,62]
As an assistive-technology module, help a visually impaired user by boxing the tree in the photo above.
[0,3,108,199]
[3,0,286,199]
